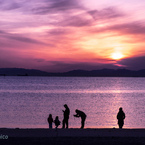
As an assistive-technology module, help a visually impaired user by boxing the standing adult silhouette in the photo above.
[117,107,125,128]
[62,104,70,128]
[74,109,86,128]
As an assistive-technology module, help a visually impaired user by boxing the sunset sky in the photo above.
[1,0,145,72]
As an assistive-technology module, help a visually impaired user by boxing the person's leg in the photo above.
[62,119,65,128]
[119,124,122,128]
[49,123,52,129]
[81,120,84,128]
[81,117,86,128]
[66,119,68,128]
[118,120,124,129]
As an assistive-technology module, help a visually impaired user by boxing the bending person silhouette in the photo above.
[62,104,70,128]
[117,107,125,129]
[74,109,86,128]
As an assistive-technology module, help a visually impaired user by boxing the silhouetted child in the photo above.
[54,116,61,128]
[117,107,125,129]
[47,114,53,129]
[74,109,87,128]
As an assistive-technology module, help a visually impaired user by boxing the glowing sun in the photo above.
[111,52,123,60]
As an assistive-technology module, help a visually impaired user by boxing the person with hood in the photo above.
[117,107,125,128]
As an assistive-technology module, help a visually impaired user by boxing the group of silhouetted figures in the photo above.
[47,104,125,129]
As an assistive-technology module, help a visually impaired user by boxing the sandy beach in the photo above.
[1,128,145,145]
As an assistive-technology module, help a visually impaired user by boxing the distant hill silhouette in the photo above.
[0,68,145,77]
[0,68,49,76]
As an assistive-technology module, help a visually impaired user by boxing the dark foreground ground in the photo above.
[0,128,145,145]
[1,137,145,145]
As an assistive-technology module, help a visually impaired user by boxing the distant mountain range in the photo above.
[0,68,145,77]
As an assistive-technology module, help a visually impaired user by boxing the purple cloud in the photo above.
[0,30,48,45]
[47,6,125,28]
[48,28,70,35]
[103,22,145,35]
[33,59,46,63]
[32,0,83,14]
[88,7,124,20]
[0,0,21,11]
[92,21,145,36]
[117,56,145,70]
[61,15,93,27]
[43,61,119,72]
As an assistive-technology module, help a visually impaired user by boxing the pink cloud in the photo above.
[1,0,145,72]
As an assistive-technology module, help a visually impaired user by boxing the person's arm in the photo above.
[74,113,80,117]
[123,113,125,119]
[117,113,119,119]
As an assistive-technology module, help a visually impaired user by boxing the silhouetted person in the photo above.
[74,109,86,128]
[54,116,61,129]
[47,114,53,129]
[62,104,70,128]
[117,107,125,129]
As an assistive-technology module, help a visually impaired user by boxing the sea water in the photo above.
[0,76,145,128]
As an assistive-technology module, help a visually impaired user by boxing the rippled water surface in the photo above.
[0,76,145,128]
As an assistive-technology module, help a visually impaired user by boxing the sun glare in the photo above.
[111,52,123,60]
